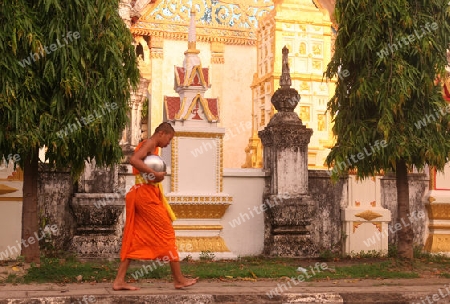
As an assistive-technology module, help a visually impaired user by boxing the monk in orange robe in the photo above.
[113,122,198,290]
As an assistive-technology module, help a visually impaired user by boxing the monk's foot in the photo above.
[174,277,199,290]
[112,282,140,291]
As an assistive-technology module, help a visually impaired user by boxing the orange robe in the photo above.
[120,142,179,262]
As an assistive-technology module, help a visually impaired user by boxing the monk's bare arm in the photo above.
[130,140,157,175]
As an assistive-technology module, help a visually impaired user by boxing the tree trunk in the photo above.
[396,159,413,259]
[21,148,40,263]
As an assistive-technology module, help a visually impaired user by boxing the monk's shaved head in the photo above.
[155,122,174,134]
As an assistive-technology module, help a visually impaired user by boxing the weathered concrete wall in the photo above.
[36,167,347,258]
[37,165,77,254]
[380,173,428,247]
[38,164,129,258]
[308,170,347,256]
[35,165,430,259]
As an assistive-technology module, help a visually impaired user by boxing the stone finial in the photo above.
[271,46,300,113]
[185,11,200,54]
[280,46,292,89]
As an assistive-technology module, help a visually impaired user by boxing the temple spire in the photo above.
[280,46,292,89]
[185,11,199,54]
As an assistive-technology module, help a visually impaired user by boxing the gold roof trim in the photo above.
[183,65,208,87]
[131,24,257,46]
[178,94,219,122]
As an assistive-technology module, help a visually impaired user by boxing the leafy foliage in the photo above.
[0,0,140,177]
[325,0,450,178]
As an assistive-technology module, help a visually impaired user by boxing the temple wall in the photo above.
[37,165,77,254]
[33,167,429,258]
[380,173,429,247]
[218,169,347,257]
[0,162,23,261]
[220,45,257,169]
[0,201,22,260]
[33,167,346,258]
[308,170,347,254]
[220,169,266,256]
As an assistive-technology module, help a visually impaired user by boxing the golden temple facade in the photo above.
[242,0,336,169]
[128,0,336,169]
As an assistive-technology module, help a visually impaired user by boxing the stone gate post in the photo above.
[258,46,317,256]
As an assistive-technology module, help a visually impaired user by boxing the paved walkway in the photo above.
[1,278,450,303]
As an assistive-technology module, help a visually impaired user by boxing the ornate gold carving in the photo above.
[355,210,383,221]
[171,137,179,192]
[312,60,321,70]
[211,55,225,64]
[426,204,450,220]
[211,41,224,53]
[370,201,376,207]
[424,234,450,253]
[355,201,361,207]
[169,202,231,219]
[372,222,382,232]
[0,184,18,195]
[300,82,309,91]
[150,51,164,59]
[175,131,224,138]
[299,106,310,122]
[150,36,164,48]
[253,74,335,85]
[131,0,273,45]
[176,236,230,252]
[241,134,263,168]
[217,135,224,192]
[282,32,295,37]
[260,108,265,126]
[174,225,223,230]
[353,221,362,233]
[317,114,326,131]
[299,42,306,55]
[168,196,232,204]
[428,196,436,203]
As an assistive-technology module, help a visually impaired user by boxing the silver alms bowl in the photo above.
[143,155,166,172]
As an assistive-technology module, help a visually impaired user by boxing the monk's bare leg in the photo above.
[170,261,198,289]
[113,259,140,291]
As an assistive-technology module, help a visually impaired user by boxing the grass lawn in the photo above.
[2,252,450,284]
